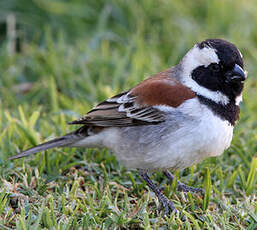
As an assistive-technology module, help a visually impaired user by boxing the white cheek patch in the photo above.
[185,79,229,105]
[180,45,230,105]
[182,45,220,78]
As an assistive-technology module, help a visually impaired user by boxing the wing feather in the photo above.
[69,91,165,127]
[69,68,195,127]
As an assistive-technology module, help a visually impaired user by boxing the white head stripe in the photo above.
[182,45,220,77]
[180,45,229,105]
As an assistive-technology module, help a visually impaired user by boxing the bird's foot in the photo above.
[164,170,205,197]
[177,182,205,197]
[157,193,186,221]
[157,192,176,215]
[139,170,185,221]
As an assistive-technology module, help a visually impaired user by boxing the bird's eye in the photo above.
[209,63,221,72]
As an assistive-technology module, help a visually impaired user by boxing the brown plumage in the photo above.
[131,69,196,107]
[69,69,195,127]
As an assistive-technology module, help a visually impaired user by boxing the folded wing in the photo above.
[69,69,195,127]
[69,91,165,126]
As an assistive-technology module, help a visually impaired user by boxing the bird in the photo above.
[9,39,246,219]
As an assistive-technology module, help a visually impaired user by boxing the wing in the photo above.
[69,69,196,127]
[69,91,165,126]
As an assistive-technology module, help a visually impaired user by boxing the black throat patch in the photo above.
[197,95,240,126]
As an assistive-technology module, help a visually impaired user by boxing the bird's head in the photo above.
[180,39,246,105]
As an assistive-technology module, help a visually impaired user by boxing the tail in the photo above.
[9,132,84,160]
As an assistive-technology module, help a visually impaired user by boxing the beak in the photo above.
[225,64,246,83]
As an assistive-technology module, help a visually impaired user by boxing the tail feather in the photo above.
[9,132,83,160]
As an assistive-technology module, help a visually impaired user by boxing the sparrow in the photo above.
[10,39,246,219]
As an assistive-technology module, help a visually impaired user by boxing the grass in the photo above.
[0,0,257,229]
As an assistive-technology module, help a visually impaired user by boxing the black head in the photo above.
[190,39,246,103]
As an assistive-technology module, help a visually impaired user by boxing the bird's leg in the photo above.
[138,170,185,220]
[164,170,204,197]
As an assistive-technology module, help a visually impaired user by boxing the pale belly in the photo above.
[74,99,234,171]
[102,101,234,171]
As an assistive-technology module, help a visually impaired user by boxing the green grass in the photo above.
[0,0,257,229]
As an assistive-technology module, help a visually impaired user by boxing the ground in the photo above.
[0,0,256,229]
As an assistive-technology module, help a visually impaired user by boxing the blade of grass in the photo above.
[203,167,211,211]
[246,156,257,195]
[226,166,239,188]
[50,76,59,113]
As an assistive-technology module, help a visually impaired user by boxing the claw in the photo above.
[177,183,205,197]
[164,170,205,198]
[179,212,186,222]
[139,170,185,221]
[159,195,176,215]
[158,193,185,221]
